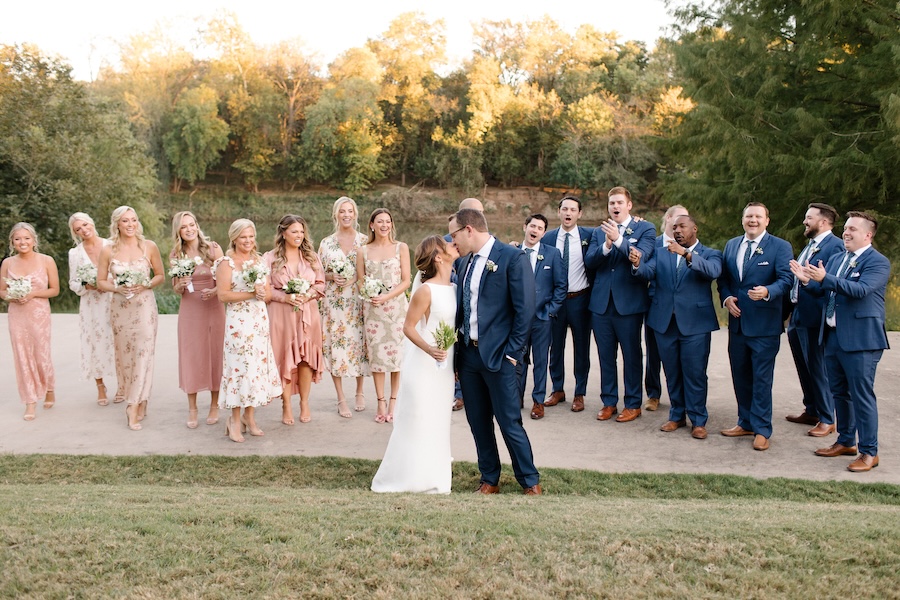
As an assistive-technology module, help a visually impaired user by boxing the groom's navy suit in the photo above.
[455,237,538,489]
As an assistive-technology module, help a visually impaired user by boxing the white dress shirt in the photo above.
[556,227,588,293]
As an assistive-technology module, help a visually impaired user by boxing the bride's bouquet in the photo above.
[115,269,149,299]
[4,276,32,300]
[359,275,389,302]
[328,256,356,283]
[282,276,311,311]
[431,320,457,369]
[240,261,269,288]
[168,255,203,293]
[75,263,98,287]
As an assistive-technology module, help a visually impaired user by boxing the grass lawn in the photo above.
[2,455,898,599]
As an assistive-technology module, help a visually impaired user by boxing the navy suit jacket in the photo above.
[805,246,890,352]
[455,239,535,371]
[718,232,793,337]
[647,234,667,301]
[789,232,843,328]
[541,226,596,289]
[528,242,567,321]
[585,219,657,316]
[634,242,723,336]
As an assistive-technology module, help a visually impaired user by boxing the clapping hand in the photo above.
[789,260,810,284]
[600,219,620,245]
[747,285,769,301]
[802,260,827,283]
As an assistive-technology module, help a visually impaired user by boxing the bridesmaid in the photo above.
[97,206,165,431]
[0,223,60,421]
[264,215,325,425]
[356,208,410,423]
[215,219,282,442]
[318,196,370,418]
[67,212,116,405]
[170,211,226,429]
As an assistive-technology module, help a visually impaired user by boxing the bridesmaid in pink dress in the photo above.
[0,222,60,421]
[170,211,226,429]
[264,215,326,425]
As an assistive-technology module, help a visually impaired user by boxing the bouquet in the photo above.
[75,263,98,287]
[431,320,457,369]
[328,256,356,283]
[240,261,269,288]
[168,255,203,293]
[282,276,311,311]
[359,275,389,301]
[115,269,149,299]
[4,276,32,300]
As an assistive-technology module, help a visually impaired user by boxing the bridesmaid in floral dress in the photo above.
[0,223,60,421]
[264,215,325,425]
[170,211,225,429]
[318,196,370,419]
[356,208,410,423]
[215,219,282,443]
[97,206,165,431]
[67,212,116,405]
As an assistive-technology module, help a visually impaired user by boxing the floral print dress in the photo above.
[362,243,408,373]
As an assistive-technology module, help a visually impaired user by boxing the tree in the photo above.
[163,85,229,191]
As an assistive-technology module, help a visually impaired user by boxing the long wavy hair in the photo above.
[67,212,97,245]
[272,214,318,273]
[226,219,258,257]
[8,222,39,254]
[170,211,215,265]
[414,235,448,281]
[331,196,360,234]
[365,208,396,245]
[109,206,145,253]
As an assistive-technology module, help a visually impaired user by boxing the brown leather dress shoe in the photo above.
[596,406,617,421]
[645,397,660,411]
[660,419,686,432]
[452,398,464,411]
[616,408,641,423]
[721,425,755,437]
[753,434,770,451]
[571,395,585,412]
[530,402,544,420]
[523,484,542,495]
[545,391,565,407]
[786,411,819,425]
[847,454,879,472]
[814,443,858,457]
[475,482,500,494]
[691,426,708,439]
[807,422,835,437]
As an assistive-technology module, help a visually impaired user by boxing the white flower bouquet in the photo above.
[240,261,269,287]
[359,275,389,301]
[282,276,311,311]
[328,256,356,283]
[75,263,98,287]
[431,320,457,369]
[168,255,203,293]
[115,269,149,299]
[4,276,32,300]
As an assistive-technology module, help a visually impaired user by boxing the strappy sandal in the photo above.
[354,393,366,412]
[386,396,396,423]
[43,390,55,410]
[186,408,199,429]
[97,383,108,406]
[374,397,387,423]
[337,398,352,419]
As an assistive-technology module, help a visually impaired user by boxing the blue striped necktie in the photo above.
[461,255,477,344]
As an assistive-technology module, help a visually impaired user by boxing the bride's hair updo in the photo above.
[414,235,448,281]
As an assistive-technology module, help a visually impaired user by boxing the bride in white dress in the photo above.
[372,235,459,494]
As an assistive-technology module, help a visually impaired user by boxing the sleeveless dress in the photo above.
[7,266,55,403]
[216,256,282,409]
[318,233,370,378]
[264,250,326,391]
[371,283,456,494]
[175,256,226,394]
[109,256,158,405]
[362,243,408,372]
[68,241,115,380]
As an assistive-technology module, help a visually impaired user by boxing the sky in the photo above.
[2,0,673,81]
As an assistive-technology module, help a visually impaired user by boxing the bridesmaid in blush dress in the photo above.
[264,215,326,425]
[1,223,60,421]
[170,211,226,429]
[97,206,165,431]
[67,212,116,405]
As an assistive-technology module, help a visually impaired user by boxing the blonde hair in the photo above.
[109,206,145,253]
[331,196,360,233]
[272,214,318,273]
[365,208,397,245]
[227,219,258,257]
[8,222,39,254]
[68,212,96,245]
[170,211,215,265]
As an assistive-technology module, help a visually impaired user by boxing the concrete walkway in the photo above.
[1,314,897,484]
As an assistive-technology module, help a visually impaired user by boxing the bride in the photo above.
[371,235,459,494]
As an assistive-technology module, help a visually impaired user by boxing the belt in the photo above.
[566,288,588,299]
[466,339,478,347]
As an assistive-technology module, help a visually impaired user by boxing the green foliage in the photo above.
[163,85,229,190]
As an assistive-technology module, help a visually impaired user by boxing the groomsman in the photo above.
[585,186,657,422]
[718,202,793,451]
[644,204,689,412]
[794,211,890,472]
[518,214,567,419]
[541,196,595,413]
[631,215,722,439]
[784,203,843,435]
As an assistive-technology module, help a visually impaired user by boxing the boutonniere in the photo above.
[536,254,544,261]
[849,259,857,269]
[581,240,588,247]
[625,227,634,235]
[485,260,497,272]
[754,247,764,255]
[810,246,821,256]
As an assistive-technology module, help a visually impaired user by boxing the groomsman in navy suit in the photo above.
[794,211,890,472]
[644,204,689,412]
[585,186,657,423]
[631,215,722,439]
[784,203,843,436]
[541,196,595,413]
[718,202,793,451]
[518,214,567,419]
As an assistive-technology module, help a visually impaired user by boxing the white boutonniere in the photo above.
[485,260,497,272]
[810,246,821,256]
[849,259,857,269]
[536,254,544,261]
[581,240,588,246]
[625,227,633,235]
[755,246,764,255]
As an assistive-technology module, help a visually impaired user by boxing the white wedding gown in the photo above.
[371,282,456,494]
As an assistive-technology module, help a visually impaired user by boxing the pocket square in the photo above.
[757,261,769,266]
[543,265,551,269]
[629,238,638,243]
[851,272,861,278]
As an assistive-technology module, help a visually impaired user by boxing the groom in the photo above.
[449,208,541,495]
